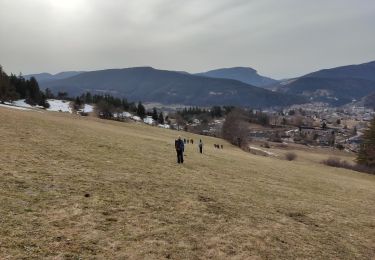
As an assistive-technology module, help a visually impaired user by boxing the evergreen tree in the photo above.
[9,73,26,99]
[0,66,18,103]
[73,96,83,110]
[25,77,41,105]
[129,102,137,113]
[152,107,158,121]
[210,106,223,118]
[45,88,54,99]
[137,101,146,119]
[38,92,50,108]
[122,98,129,111]
[357,117,375,167]
[158,112,164,124]
[85,92,93,104]
[57,92,68,100]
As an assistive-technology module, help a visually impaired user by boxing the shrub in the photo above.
[322,157,344,168]
[322,157,375,175]
[262,142,271,148]
[285,152,297,161]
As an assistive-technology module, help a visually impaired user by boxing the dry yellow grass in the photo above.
[251,141,356,165]
[0,107,374,259]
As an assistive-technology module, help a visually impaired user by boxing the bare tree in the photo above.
[222,108,250,149]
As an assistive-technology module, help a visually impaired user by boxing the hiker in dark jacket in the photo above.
[175,136,185,164]
[199,139,203,154]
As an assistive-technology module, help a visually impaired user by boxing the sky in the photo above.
[1,0,375,79]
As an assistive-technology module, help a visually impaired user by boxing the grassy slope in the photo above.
[0,107,374,259]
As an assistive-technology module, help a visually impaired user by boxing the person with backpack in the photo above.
[175,136,185,164]
[198,139,203,154]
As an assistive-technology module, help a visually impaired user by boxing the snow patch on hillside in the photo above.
[144,116,154,125]
[47,99,72,113]
[132,116,141,121]
[249,146,277,157]
[83,104,94,113]
[158,124,170,129]
[13,99,33,108]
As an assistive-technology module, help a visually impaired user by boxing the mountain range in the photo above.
[26,60,375,108]
[276,61,375,105]
[38,67,304,108]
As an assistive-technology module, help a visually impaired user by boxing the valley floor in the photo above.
[0,107,374,259]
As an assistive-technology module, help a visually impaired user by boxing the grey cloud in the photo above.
[0,0,374,78]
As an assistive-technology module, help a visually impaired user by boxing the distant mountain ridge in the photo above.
[25,71,85,83]
[196,67,278,88]
[276,60,375,106]
[303,61,375,81]
[40,67,305,108]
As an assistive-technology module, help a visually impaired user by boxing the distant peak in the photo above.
[128,66,155,70]
[207,67,257,73]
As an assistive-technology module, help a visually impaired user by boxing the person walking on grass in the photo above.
[199,139,203,154]
[175,136,185,164]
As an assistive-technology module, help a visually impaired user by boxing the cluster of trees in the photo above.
[177,106,234,123]
[151,107,166,124]
[248,110,270,126]
[71,92,149,119]
[0,66,49,107]
[0,66,18,103]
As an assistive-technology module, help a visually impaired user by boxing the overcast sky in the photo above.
[1,0,374,79]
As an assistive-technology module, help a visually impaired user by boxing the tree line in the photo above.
[0,65,49,108]
[177,106,235,123]
[70,92,168,122]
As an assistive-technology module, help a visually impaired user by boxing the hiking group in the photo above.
[174,136,207,164]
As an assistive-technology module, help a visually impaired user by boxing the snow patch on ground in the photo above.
[131,116,141,121]
[249,146,277,157]
[12,99,33,108]
[158,124,170,129]
[47,99,72,113]
[143,116,155,125]
[0,103,31,111]
[83,104,94,113]
[122,112,132,118]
